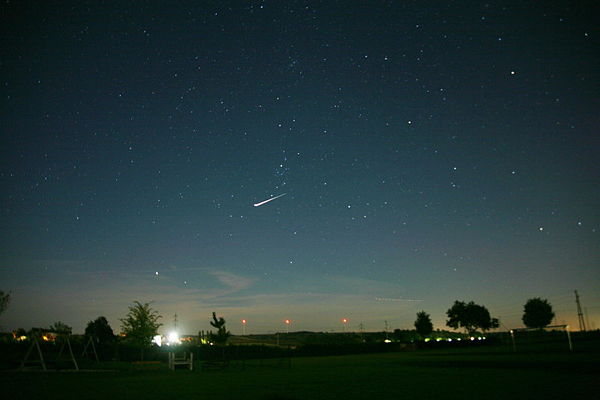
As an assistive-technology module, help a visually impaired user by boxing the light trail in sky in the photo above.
[253,193,287,207]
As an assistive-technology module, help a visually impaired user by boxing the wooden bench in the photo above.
[168,352,193,371]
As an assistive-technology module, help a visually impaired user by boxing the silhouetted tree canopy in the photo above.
[85,316,116,342]
[120,301,162,360]
[414,311,433,337]
[49,321,72,335]
[14,328,27,338]
[209,312,230,345]
[446,300,499,334]
[0,290,10,315]
[522,298,555,329]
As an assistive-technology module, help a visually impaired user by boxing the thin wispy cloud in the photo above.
[207,270,255,295]
[2,266,257,331]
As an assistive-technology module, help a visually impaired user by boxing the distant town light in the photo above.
[168,331,180,345]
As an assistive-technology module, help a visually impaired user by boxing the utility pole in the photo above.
[384,320,389,340]
[174,313,178,330]
[574,290,586,332]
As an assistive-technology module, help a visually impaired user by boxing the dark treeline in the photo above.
[5,330,599,370]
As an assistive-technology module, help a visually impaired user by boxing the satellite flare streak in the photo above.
[253,193,287,207]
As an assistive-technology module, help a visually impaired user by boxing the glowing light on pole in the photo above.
[342,318,348,333]
[284,319,291,334]
[167,331,180,345]
[241,319,247,335]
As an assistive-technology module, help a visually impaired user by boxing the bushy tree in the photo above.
[28,327,46,337]
[85,316,116,360]
[446,300,499,335]
[209,312,230,345]
[49,321,72,335]
[85,316,116,342]
[14,328,27,338]
[0,291,10,315]
[522,298,555,329]
[120,301,162,360]
[414,311,434,338]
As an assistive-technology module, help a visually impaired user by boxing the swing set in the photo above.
[19,334,100,371]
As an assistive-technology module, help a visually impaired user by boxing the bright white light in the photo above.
[152,335,162,347]
[384,339,392,343]
[168,331,180,345]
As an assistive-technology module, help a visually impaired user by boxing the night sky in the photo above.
[1,1,599,336]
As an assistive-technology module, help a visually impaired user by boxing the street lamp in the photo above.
[284,319,291,334]
[241,319,247,335]
[342,318,348,332]
[167,331,180,345]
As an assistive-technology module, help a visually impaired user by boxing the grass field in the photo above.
[4,348,600,400]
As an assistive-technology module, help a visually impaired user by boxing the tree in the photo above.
[85,316,116,342]
[13,328,27,340]
[209,312,230,345]
[0,291,10,315]
[85,316,116,360]
[120,301,162,360]
[414,311,433,338]
[49,321,72,335]
[446,300,499,335]
[522,298,555,329]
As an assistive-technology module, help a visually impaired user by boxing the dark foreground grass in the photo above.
[3,349,600,400]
